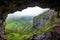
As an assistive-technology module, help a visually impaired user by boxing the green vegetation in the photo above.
[5,20,55,40]
[5,20,39,40]
[5,16,38,40]
[5,12,56,40]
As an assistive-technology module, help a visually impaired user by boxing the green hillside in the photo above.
[5,16,38,40]
[5,10,56,40]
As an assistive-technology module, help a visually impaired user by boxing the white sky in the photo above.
[7,6,49,18]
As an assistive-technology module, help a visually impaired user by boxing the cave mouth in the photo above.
[0,0,60,40]
[5,6,49,40]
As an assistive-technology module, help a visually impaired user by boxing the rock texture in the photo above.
[0,0,60,13]
[30,31,60,40]
[33,10,56,29]
[32,10,60,40]
[0,14,7,40]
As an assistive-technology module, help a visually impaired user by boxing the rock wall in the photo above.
[30,31,60,40]
[0,14,7,40]
[31,10,60,40]
[33,10,56,29]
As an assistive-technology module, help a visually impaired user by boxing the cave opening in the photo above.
[0,0,60,40]
[5,6,49,40]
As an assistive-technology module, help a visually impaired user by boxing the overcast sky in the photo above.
[7,6,49,19]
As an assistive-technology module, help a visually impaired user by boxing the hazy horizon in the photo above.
[6,6,49,19]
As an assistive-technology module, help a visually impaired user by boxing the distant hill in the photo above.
[6,16,33,23]
[5,15,34,33]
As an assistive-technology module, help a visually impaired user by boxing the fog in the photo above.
[7,6,49,19]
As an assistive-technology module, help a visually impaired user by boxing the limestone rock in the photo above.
[33,10,56,29]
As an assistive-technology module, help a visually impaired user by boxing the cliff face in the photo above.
[30,10,60,40]
[33,10,56,29]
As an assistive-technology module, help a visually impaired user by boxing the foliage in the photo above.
[5,17,36,40]
[5,20,37,40]
[5,13,56,40]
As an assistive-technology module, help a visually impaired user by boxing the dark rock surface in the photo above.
[0,14,7,40]
[0,0,60,14]
[30,31,60,40]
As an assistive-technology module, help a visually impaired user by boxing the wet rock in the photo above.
[30,31,60,40]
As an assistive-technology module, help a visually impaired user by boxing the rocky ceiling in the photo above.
[0,0,60,14]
